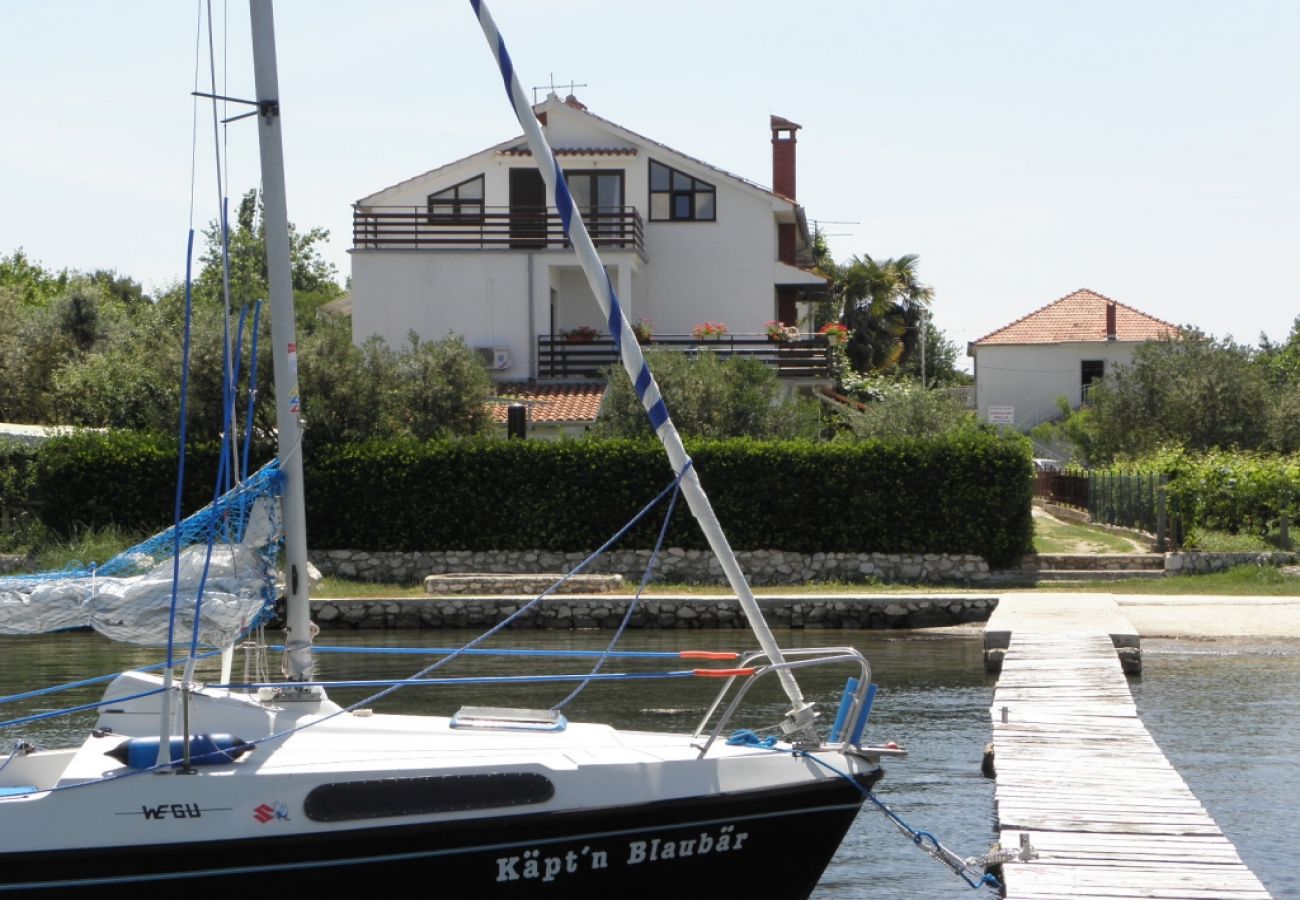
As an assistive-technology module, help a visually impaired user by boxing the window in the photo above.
[649,160,715,221]
[564,171,624,216]
[1081,360,1105,401]
[428,175,484,223]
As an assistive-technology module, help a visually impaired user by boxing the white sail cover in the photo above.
[0,495,279,647]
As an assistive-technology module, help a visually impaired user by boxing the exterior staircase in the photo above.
[1020,552,1165,583]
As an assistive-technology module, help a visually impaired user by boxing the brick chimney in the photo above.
[1105,300,1117,340]
[771,115,801,200]
[772,116,801,266]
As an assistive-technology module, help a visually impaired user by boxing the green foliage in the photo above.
[1060,332,1272,464]
[594,349,823,440]
[894,319,970,386]
[296,319,396,445]
[0,249,68,307]
[195,189,343,309]
[0,441,41,551]
[303,431,1033,567]
[1257,316,1300,388]
[389,333,495,440]
[31,523,142,573]
[1099,447,1300,542]
[29,431,243,536]
[831,253,933,374]
[26,430,1034,567]
[836,376,978,440]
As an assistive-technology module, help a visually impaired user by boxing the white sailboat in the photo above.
[0,2,899,895]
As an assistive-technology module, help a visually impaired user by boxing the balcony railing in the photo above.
[538,334,833,380]
[353,205,645,255]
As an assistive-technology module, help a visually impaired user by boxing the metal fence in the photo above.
[1035,470,1181,550]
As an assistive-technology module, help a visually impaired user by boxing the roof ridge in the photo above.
[970,288,1180,347]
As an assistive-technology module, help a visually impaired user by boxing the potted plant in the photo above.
[818,322,850,346]
[562,324,599,342]
[632,317,653,343]
[691,321,728,340]
[765,320,801,342]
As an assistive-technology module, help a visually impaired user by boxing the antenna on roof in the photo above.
[809,218,859,238]
[532,74,588,104]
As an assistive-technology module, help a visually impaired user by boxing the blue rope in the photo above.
[551,463,688,711]
[165,228,197,680]
[726,729,777,749]
[0,688,166,731]
[240,299,263,483]
[0,651,222,709]
[725,731,1003,892]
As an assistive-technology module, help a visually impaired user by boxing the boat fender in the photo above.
[104,734,255,769]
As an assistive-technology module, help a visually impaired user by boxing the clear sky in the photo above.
[4,1,1298,368]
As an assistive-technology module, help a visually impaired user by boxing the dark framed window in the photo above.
[649,159,715,221]
[563,170,624,215]
[1081,360,1105,400]
[428,175,484,223]
[564,170,624,237]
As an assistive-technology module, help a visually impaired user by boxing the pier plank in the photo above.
[987,613,1272,899]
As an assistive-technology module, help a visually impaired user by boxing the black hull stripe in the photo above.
[0,788,869,891]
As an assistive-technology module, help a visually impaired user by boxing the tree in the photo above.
[0,249,68,308]
[296,317,397,445]
[1062,331,1271,464]
[195,189,343,312]
[388,333,495,440]
[895,318,970,386]
[594,349,823,440]
[832,254,934,374]
[1257,317,1300,452]
[833,376,977,440]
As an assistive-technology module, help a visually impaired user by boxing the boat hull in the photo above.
[0,772,878,897]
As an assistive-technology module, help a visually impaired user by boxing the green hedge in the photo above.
[304,432,1033,567]
[28,431,1034,567]
[30,431,273,535]
[0,441,38,513]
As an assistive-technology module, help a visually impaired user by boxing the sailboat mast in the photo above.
[249,0,313,683]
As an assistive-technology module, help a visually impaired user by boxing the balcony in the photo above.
[352,205,645,256]
[537,334,833,380]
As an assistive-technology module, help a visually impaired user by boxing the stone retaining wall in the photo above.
[1165,550,1297,574]
[311,595,998,631]
[310,548,992,587]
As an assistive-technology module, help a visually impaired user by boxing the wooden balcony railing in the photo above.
[353,205,645,254]
[538,334,833,380]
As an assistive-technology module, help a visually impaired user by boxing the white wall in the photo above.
[973,341,1144,428]
[351,250,531,377]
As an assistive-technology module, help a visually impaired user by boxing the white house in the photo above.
[348,94,827,381]
[968,289,1180,429]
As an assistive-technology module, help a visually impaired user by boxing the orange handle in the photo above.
[679,651,740,661]
[692,667,756,678]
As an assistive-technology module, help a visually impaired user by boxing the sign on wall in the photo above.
[987,405,1015,425]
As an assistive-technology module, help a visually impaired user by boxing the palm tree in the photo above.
[835,254,933,374]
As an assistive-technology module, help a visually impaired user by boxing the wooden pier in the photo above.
[985,596,1272,899]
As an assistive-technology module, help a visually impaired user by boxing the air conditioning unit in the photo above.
[475,346,511,371]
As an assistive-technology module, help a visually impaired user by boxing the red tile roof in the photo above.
[971,289,1180,346]
[491,382,606,425]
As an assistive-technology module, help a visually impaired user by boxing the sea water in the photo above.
[0,629,1294,898]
